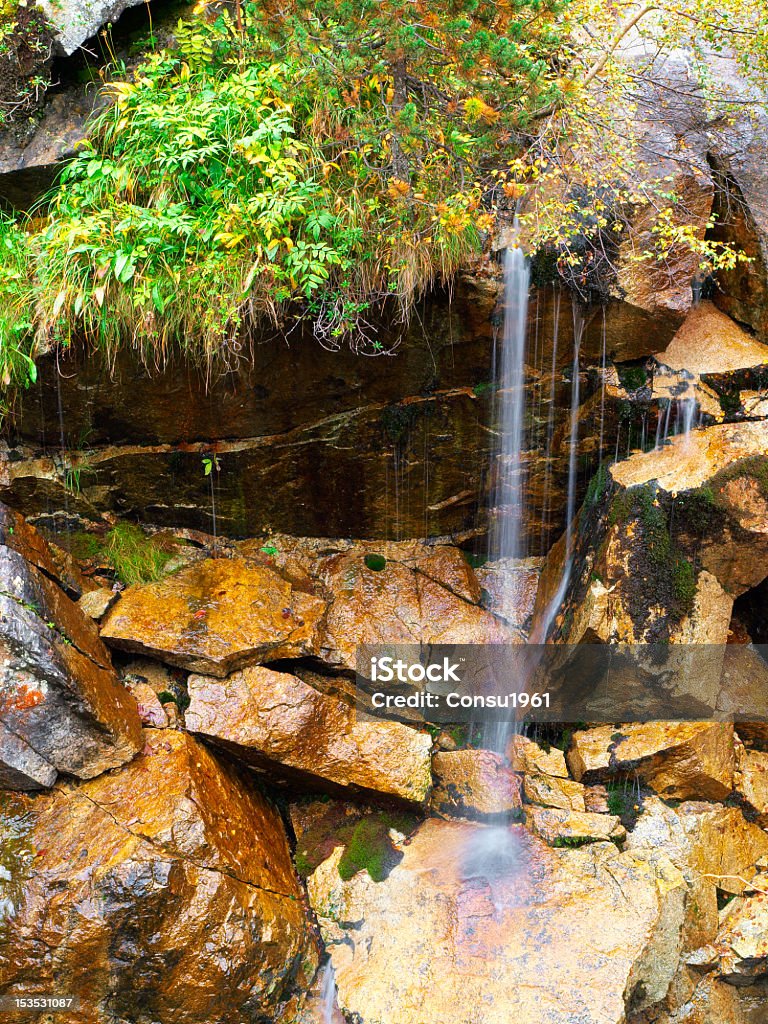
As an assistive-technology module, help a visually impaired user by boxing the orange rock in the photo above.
[0,730,318,1022]
[319,550,516,671]
[627,797,768,952]
[736,746,768,826]
[101,556,325,676]
[431,749,522,818]
[307,819,686,1023]
[506,734,569,777]
[655,300,768,375]
[523,772,586,812]
[186,666,432,804]
[567,722,735,801]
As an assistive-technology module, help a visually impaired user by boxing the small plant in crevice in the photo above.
[202,453,222,548]
[364,553,387,572]
[605,779,643,829]
[157,688,191,714]
[336,817,404,882]
[103,522,173,585]
[616,363,649,394]
[551,835,594,848]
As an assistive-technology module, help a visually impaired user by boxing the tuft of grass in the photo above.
[0,11,491,390]
[103,523,172,585]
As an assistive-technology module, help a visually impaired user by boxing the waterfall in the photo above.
[489,243,530,566]
[319,961,338,1024]
[528,304,584,643]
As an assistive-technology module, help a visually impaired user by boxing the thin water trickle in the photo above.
[529,304,584,643]
[468,240,532,885]
[319,960,339,1024]
[489,242,530,567]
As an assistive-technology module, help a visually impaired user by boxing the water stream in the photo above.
[488,244,531,568]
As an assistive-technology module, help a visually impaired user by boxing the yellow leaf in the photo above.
[52,289,67,317]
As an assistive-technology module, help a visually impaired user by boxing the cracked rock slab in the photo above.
[567,722,735,801]
[101,556,326,676]
[186,665,433,804]
[319,549,515,671]
[0,729,318,1022]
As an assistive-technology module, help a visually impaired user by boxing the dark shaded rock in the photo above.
[0,278,676,550]
[0,518,141,789]
[0,87,103,210]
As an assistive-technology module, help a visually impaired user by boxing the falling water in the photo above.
[529,305,584,643]
[464,241,530,882]
[489,243,530,566]
[319,961,339,1024]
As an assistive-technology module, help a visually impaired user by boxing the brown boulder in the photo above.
[186,665,432,805]
[430,749,522,818]
[525,806,626,845]
[0,729,317,1022]
[306,818,686,1023]
[320,549,514,671]
[567,723,735,801]
[523,772,586,811]
[101,556,325,676]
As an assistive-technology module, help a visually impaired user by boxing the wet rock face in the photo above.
[306,818,685,1024]
[0,729,318,1022]
[0,506,141,790]
[101,556,326,676]
[430,749,522,818]
[186,665,433,805]
[320,547,514,670]
[567,723,735,802]
[532,420,768,646]
[1,277,675,551]
[610,421,768,600]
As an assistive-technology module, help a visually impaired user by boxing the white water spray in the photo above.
[319,961,339,1024]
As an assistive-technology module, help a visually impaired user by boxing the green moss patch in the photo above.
[610,484,698,638]
[293,801,419,883]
